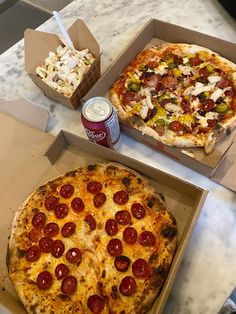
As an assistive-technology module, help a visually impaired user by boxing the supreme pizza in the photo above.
[7,162,177,314]
[110,43,236,154]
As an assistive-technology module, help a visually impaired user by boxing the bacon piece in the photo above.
[216,77,232,89]
[161,76,178,90]
[143,74,161,88]
[180,99,192,113]
[123,91,135,105]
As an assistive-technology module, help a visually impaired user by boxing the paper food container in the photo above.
[0,99,207,313]
[25,18,101,110]
[83,18,236,192]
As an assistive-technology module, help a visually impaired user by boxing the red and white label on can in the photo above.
[81,97,121,150]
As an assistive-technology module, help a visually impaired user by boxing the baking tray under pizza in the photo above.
[0,129,207,314]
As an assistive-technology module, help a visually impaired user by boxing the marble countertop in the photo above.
[1,0,236,313]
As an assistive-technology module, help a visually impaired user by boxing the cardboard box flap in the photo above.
[24,29,61,73]
[0,98,49,131]
[150,19,236,63]
[211,140,236,191]
[67,19,100,56]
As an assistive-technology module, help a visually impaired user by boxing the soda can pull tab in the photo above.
[92,104,106,116]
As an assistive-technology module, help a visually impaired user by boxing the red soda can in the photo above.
[81,97,121,150]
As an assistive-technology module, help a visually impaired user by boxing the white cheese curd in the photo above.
[196,114,208,128]
[183,57,189,64]
[139,102,149,119]
[164,103,180,113]
[36,45,95,98]
[205,111,219,120]
[207,76,221,84]
[178,65,192,75]
[210,88,224,102]
[155,63,168,75]
[142,88,154,109]
[191,99,200,112]
[183,86,194,95]
[191,82,213,96]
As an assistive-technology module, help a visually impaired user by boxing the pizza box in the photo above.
[82,18,236,192]
[25,18,101,110]
[0,99,207,313]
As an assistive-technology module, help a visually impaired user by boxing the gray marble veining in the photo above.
[0,0,236,313]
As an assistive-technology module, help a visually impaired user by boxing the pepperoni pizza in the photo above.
[110,43,236,154]
[7,162,177,314]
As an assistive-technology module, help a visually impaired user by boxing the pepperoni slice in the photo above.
[93,193,106,208]
[84,215,96,231]
[115,210,131,225]
[119,276,137,296]
[39,237,53,253]
[189,56,202,66]
[201,99,215,112]
[114,255,130,272]
[61,222,76,237]
[71,197,85,212]
[44,222,59,237]
[31,212,46,229]
[199,67,209,79]
[55,263,69,280]
[107,239,123,257]
[132,259,149,278]
[37,271,53,290]
[105,219,118,236]
[61,276,77,295]
[66,248,82,264]
[169,121,183,132]
[44,196,58,211]
[51,240,65,258]
[54,204,68,219]
[113,191,129,205]
[138,231,156,247]
[131,203,146,219]
[87,295,104,313]
[60,184,74,198]
[123,227,137,245]
[207,119,217,127]
[26,245,41,261]
[87,181,102,194]
[28,228,42,242]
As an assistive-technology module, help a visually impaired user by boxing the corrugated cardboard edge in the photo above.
[24,19,101,110]
[0,98,49,131]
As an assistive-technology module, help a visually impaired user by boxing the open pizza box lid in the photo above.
[24,18,101,110]
[0,98,207,313]
[82,18,236,193]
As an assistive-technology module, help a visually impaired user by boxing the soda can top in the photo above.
[82,97,112,122]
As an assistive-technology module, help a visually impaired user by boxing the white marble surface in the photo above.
[1,0,236,313]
